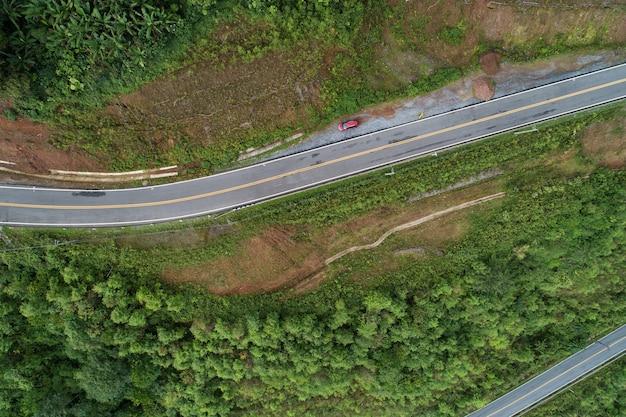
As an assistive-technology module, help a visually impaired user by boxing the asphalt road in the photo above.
[1,63,626,227]
[465,323,626,417]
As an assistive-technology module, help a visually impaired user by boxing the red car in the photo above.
[338,120,358,131]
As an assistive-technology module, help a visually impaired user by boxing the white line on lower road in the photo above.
[465,323,626,417]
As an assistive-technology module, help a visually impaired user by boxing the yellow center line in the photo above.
[485,332,626,417]
[2,77,626,211]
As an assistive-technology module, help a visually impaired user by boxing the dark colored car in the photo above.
[338,120,358,131]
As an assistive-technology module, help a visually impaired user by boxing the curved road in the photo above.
[465,323,626,417]
[1,63,626,227]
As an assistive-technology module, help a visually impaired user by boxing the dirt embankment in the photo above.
[162,181,507,295]
[0,106,104,180]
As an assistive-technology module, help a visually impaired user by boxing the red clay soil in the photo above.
[479,52,502,75]
[472,76,496,101]
[162,226,326,296]
[0,104,104,177]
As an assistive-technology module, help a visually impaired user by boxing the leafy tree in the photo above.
[74,354,130,405]
[0,0,184,115]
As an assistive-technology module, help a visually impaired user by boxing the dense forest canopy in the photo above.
[0,0,184,101]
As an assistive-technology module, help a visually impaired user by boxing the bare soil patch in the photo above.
[163,179,506,295]
[582,108,626,168]
[369,106,397,118]
[388,209,472,251]
[339,208,479,288]
[112,48,322,154]
[481,2,626,47]
[115,225,236,250]
[0,108,104,180]
[395,0,626,67]
[392,0,486,67]
[301,198,500,293]
[540,148,592,178]
[368,24,434,91]
[394,247,427,256]
[479,52,502,75]
[162,226,325,295]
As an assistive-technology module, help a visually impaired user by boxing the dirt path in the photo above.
[324,192,506,265]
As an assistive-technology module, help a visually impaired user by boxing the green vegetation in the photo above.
[1,104,625,416]
[438,20,467,46]
[0,0,186,117]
